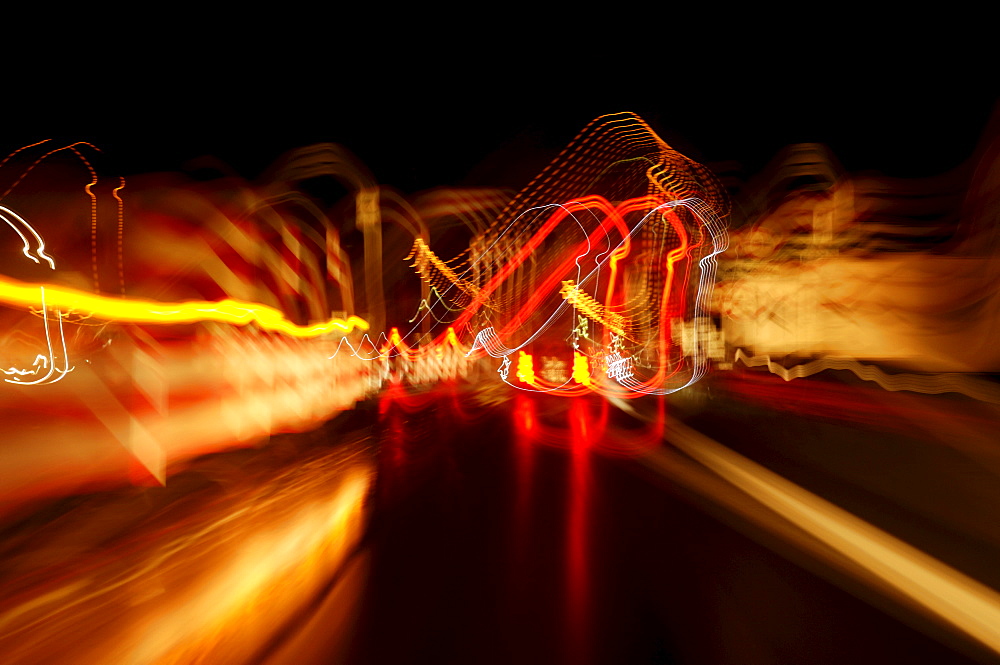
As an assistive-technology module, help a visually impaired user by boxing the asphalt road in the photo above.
[331,375,1000,664]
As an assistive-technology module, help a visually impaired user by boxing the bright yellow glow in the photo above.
[0,275,368,337]
[516,351,536,385]
[388,327,404,347]
[572,351,592,386]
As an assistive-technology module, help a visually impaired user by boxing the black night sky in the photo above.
[94,88,1000,190]
[8,50,999,195]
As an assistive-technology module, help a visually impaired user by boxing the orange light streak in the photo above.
[69,144,101,292]
[113,176,126,296]
[410,238,482,301]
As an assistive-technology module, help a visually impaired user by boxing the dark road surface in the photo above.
[330,376,999,664]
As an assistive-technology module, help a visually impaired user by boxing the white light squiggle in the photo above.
[0,205,56,269]
[1,208,73,386]
[4,287,74,385]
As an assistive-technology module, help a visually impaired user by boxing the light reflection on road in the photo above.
[0,428,373,665]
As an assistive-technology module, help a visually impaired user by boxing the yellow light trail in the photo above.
[0,275,369,338]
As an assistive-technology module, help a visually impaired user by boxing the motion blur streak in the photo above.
[718,132,1000,375]
[0,274,368,336]
[624,400,1000,657]
[0,439,372,665]
[0,328,373,509]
